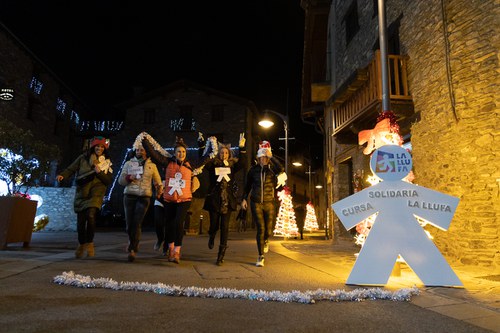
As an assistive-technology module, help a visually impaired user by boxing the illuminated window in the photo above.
[171,105,195,131]
[29,76,43,95]
[70,110,80,125]
[56,98,67,115]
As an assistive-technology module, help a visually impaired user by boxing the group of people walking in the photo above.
[57,132,286,267]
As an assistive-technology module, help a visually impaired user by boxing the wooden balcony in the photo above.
[331,50,413,136]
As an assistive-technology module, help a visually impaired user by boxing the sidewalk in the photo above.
[281,231,500,332]
[0,229,498,332]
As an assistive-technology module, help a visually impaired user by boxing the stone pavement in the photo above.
[0,229,498,332]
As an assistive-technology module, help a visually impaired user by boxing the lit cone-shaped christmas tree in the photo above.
[273,186,299,238]
[304,202,319,231]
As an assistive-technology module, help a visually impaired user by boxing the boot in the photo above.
[208,233,215,249]
[128,250,136,262]
[75,243,87,259]
[216,245,227,266]
[87,242,95,257]
[172,246,181,264]
[167,243,175,261]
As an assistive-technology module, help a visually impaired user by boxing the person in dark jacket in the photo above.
[56,136,113,259]
[241,141,285,267]
[201,133,246,265]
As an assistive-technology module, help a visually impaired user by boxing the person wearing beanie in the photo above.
[56,136,113,259]
[241,141,285,267]
[118,141,163,262]
[200,133,246,265]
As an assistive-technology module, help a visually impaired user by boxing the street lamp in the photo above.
[258,109,289,176]
[292,160,315,202]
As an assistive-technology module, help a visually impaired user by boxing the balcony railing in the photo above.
[332,50,412,135]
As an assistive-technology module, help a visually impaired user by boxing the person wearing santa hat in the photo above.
[56,136,113,259]
[241,141,285,267]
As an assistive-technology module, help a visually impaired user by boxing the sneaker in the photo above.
[256,255,265,267]
[154,241,163,251]
[128,250,136,262]
[263,240,269,253]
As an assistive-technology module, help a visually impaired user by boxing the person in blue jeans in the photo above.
[119,142,163,262]
[241,141,285,267]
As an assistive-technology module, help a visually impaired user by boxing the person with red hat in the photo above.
[241,141,285,267]
[56,136,113,259]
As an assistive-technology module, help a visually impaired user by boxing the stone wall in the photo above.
[0,24,88,170]
[326,0,499,268]
[30,187,77,232]
[401,0,499,268]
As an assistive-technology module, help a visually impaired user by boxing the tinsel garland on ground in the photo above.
[53,271,419,304]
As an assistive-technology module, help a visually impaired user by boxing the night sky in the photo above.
[0,0,323,162]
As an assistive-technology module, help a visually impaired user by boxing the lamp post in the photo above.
[258,109,290,176]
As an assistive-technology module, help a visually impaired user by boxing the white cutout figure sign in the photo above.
[97,156,113,174]
[215,167,231,182]
[332,145,462,287]
[127,161,144,179]
[168,172,185,195]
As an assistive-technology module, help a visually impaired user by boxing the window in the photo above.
[70,110,80,126]
[344,1,359,46]
[29,76,43,95]
[170,105,195,131]
[144,108,156,124]
[56,97,67,115]
[211,105,225,121]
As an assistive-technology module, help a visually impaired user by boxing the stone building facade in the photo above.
[108,80,257,231]
[301,0,499,268]
[0,22,90,172]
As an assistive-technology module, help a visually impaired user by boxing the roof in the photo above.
[115,79,258,111]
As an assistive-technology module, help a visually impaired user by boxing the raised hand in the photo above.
[239,132,246,148]
[276,172,287,189]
